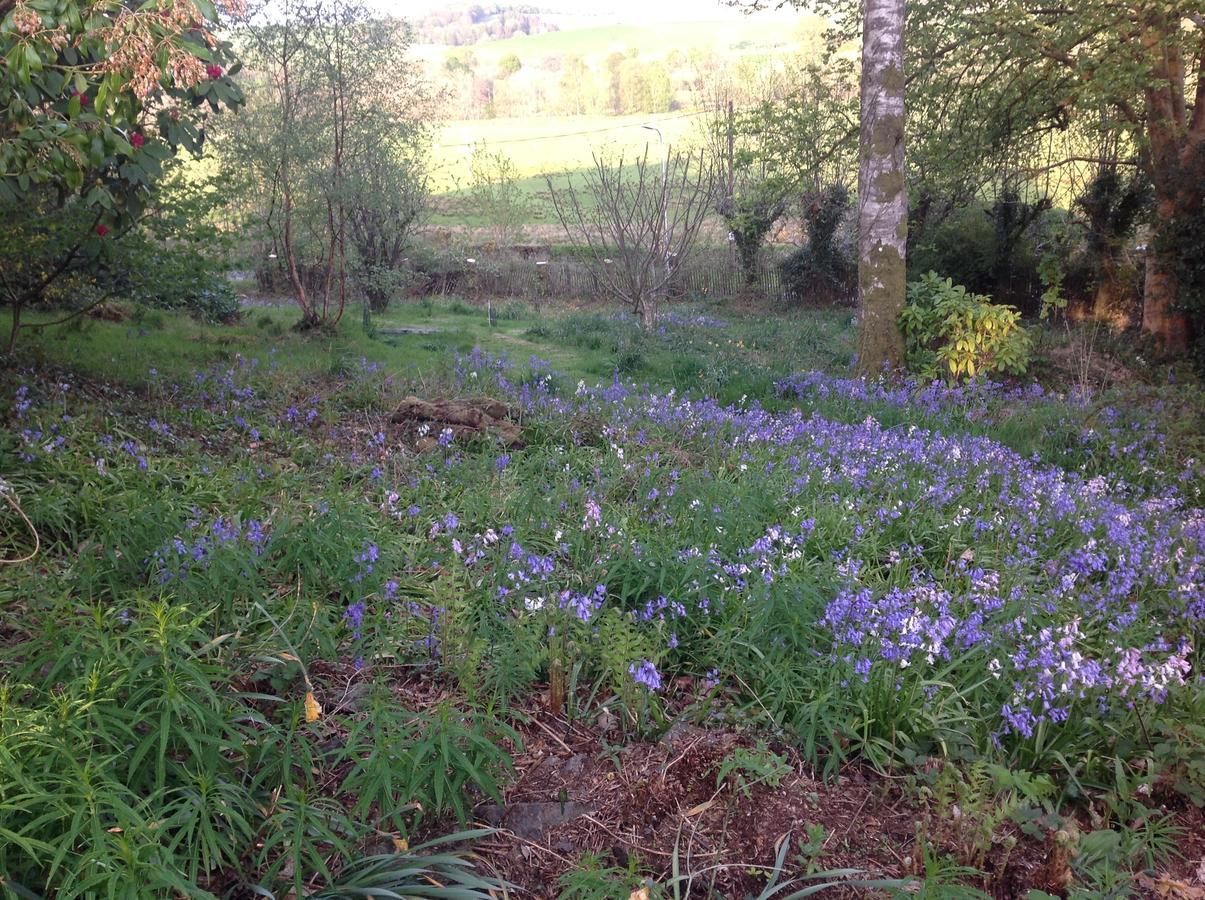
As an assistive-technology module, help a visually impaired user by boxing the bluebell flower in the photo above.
[629,660,661,692]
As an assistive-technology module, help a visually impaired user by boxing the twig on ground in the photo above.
[0,478,40,565]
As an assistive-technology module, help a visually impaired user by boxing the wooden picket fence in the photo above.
[423,248,793,304]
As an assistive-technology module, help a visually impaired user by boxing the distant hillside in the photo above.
[409,9,833,131]
[418,15,827,65]
[410,4,559,47]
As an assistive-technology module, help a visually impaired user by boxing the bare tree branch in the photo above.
[546,149,716,330]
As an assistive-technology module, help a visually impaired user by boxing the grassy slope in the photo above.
[21,302,1202,485]
[430,111,708,194]
[22,300,854,400]
[414,15,819,67]
[423,13,824,201]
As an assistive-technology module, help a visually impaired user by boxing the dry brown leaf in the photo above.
[629,889,650,900]
[1135,872,1205,900]
[304,690,322,723]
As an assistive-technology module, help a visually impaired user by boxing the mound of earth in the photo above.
[390,396,524,451]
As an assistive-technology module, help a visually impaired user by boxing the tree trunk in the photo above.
[1142,214,1187,352]
[638,294,658,332]
[1138,17,1195,351]
[6,300,22,357]
[1092,256,1129,327]
[856,0,908,376]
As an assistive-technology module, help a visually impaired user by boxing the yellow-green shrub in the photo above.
[900,272,1032,380]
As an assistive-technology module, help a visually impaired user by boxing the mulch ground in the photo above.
[334,662,1203,900]
[462,707,1048,898]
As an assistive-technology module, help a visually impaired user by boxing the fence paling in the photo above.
[432,249,791,303]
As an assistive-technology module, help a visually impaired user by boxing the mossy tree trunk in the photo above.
[855,0,908,376]
[1136,12,1200,353]
[1092,255,1124,326]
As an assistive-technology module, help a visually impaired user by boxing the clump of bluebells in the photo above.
[775,370,1194,496]
[775,370,1046,420]
[629,659,662,691]
[469,365,1202,753]
[659,310,727,331]
[454,346,515,392]
[150,515,271,583]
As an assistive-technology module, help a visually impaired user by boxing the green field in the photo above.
[413,14,826,67]
[429,112,714,230]
[431,110,709,188]
[20,298,852,395]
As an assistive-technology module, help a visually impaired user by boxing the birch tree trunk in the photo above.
[855,0,908,375]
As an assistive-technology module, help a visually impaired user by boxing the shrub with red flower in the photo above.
[0,0,243,352]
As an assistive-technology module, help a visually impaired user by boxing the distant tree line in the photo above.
[442,47,676,118]
[412,4,557,47]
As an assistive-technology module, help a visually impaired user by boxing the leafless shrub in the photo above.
[546,149,716,330]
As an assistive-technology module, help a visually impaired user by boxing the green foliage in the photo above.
[0,597,253,894]
[496,53,522,79]
[733,61,858,195]
[314,830,508,898]
[900,273,1032,380]
[467,143,534,248]
[1143,693,1205,807]
[1036,216,1075,321]
[717,176,788,287]
[908,194,1049,314]
[911,761,1054,872]
[1075,170,1151,270]
[778,185,855,304]
[224,5,431,325]
[254,788,355,894]
[0,0,241,210]
[400,703,519,826]
[0,0,242,350]
[617,58,672,114]
[123,163,242,322]
[715,741,792,798]
[558,852,656,899]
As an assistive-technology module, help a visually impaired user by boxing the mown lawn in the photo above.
[1,298,1202,898]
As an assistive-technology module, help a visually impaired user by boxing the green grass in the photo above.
[428,170,559,227]
[19,298,857,399]
[416,15,826,68]
[431,111,708,189]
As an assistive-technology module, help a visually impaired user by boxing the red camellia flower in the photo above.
[206,64,223,79]
[131,132,145,148]
[95,225,109,237]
